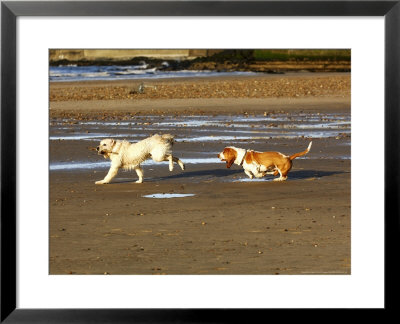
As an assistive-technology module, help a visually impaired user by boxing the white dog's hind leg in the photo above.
[95,164,119,184]
[134,166,144,183]
[172,156,185,170]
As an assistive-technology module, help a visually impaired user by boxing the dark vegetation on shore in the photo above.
[50,49,351,73]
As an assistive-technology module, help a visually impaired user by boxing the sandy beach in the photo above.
[49,72,351,275]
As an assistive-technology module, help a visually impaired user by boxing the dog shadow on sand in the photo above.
[109,167,242,184]
[158,168,348,181]
[286,169,349,181]
[157,168,244,181]
[119,168,347,183]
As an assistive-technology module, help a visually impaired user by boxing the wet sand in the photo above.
[49,73,351,275]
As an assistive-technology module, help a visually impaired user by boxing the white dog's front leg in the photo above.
[95,163,120,184]
[165,155,185,171]
[167,155,174,171]
[134,166,144,183]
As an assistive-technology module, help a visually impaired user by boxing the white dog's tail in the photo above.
[161,134,175,145]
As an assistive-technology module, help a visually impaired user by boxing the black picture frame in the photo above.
[1,0,398,322]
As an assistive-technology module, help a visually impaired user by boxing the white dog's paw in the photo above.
[169,165,174,172]
[180,163,185,171]
[95,180,108,185]
[135,179,143,184]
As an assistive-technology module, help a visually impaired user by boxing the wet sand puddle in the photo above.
[231,177,273,182]
[142,193,195,199]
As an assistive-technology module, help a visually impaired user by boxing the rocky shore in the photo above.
[50,73,350,102]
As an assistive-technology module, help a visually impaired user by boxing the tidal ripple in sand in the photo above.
[50,112,350,142]
[50,157,221,171]
[50,111,350,172]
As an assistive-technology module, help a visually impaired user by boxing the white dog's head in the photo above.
[96,139,116,156]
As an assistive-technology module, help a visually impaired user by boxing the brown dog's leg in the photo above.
[273,168,288,181]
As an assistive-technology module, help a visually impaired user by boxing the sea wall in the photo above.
[49,49,221,62]
[49,49,350,72]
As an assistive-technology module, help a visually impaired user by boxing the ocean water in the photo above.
[49,65,257,82]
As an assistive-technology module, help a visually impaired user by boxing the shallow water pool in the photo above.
[142,193,195,199]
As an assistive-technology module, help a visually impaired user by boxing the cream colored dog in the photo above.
[95,134,185,184]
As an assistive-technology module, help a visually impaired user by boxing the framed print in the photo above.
[1,0,399,322]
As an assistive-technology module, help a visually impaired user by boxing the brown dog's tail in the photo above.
[289,141,312,160]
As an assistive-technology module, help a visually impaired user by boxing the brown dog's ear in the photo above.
[226,158,234,168]
[223,147,236,168]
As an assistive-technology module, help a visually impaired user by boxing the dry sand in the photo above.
[49,73,351,275]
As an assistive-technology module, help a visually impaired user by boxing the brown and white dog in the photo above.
[218,142,312,181]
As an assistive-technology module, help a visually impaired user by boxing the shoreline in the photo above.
[50,72,350,118]
[49,71,349,84]
[50,97,350,119]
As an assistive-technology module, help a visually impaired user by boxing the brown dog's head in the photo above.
[96,139,116,157]
[218,147,237,168]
